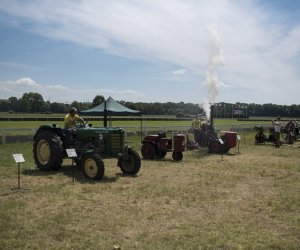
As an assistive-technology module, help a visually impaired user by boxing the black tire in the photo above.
[81,154,105,180]
[33,130,64,171]
[221,145,230,153]
[172,152,183,161]
[156,150,167,159]
[208,141,221,154]
[141,143,156,159]
[119,149,141,175]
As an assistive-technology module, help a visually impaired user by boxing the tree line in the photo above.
[0,92,299,117]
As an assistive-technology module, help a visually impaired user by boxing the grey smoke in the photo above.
[202,24,224,120]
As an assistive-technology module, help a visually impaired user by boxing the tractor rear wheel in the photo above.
[119,149,141,175]
[208,141,221,154]
[33,130,64,171]
[81,154,105,180]
[172,152,183,161]
[156,150,167,159]
[141,143,156,159]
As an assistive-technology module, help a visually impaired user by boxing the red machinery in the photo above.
[141,132,185,161]
[191,105,238,154]
[208,131,237,154]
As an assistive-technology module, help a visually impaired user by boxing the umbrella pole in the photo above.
[140,115,143,143]
[104,101,107,127]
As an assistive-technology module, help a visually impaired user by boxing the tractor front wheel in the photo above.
[172,152,183,161]
[81,154,105,180]
[118,149,141,175]
[141,143,156,159]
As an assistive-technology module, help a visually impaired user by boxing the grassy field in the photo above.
[0,135,299,249]
[0,118,275,130]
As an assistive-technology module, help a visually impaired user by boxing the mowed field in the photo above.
[0,128,299,249]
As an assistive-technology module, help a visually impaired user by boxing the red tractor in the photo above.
[141,132,185,161]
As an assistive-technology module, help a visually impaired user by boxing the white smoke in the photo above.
[201,24,224,120]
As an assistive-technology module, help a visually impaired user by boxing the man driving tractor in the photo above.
[64,107,85,129]
[64,107,86,147]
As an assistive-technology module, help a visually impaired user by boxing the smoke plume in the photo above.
[202,24,224,120]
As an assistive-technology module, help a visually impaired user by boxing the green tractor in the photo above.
[33,124,141,180]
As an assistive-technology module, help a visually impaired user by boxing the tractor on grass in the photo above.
[33,123,141,180]
[141,132,185,161]
[188,105,237,154]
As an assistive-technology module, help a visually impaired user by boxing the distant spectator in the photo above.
[272,116,281,147]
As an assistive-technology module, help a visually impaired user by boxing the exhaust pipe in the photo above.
[210,104,214,127]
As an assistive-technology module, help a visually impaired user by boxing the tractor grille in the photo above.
[111,134,122,149]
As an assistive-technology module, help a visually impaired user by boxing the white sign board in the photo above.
[66,148,77,158]
[218,139,224,145]
[237,135,241,141]
[12,154,25,163]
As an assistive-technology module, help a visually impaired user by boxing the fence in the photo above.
[0,124,264,144]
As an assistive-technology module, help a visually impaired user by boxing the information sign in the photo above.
[66,148,77,158]
[12,154,25,163]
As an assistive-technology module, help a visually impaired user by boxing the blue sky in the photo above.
[0,0,299,105]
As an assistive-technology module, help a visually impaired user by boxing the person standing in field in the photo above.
[272,116,281,147]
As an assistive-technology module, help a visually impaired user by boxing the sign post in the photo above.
[12,154,25,191]
[218,139,224,161]
[237,135,241,154]
[66,148,77,183]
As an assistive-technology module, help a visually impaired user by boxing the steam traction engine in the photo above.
[141,132,185,161]
[192,105,237,154]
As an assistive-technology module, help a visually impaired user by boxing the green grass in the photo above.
[0,135,299,249]
[0,117,276,130]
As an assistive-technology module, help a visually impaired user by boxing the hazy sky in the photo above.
[0,0,299,105]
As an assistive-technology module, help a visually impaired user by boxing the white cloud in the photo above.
[0,78,144,103]
[45,84,69,91]
[173,69,187,75]
[15,77,41,87]
[0,1,299,104]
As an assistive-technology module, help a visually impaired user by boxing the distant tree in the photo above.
[92,95,105,107]
[50,102,67,113]
[70,101,90,112]
[20,92,44,113]
[0,100,10,111]
[8,96,18,111]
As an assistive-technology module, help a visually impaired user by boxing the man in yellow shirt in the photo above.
[64,107,85,129]
[64,107,85,147]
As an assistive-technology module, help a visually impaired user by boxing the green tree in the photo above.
[8,96,18,111]
[92,95,105,107]
[21,92,45,113]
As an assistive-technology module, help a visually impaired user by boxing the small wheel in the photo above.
[172,152,183,161]
[141,143,156,159]
[119,149,141,175]
[281,132,288,142]
[81,154,105,180]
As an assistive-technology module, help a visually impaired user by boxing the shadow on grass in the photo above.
[21,165,137,184]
